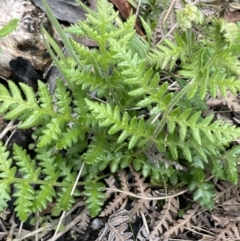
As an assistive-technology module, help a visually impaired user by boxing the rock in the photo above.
[31,0,86,23]
[0,0,58,79]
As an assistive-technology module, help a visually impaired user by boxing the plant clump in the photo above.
[0,0,240,239]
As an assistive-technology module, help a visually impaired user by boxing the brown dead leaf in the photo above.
[109,0,144,35]
[223,10,240,22]
[109,0,131,20]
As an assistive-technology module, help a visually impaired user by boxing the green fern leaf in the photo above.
[13,144,40,180]
[86,99,151,148]
[0,143,16,211]
[38,80,54,110]
[65,67,107,91]
[57,186,75,211]
[55,80,72,116]
[192,181,215,209]
[0,82,37,120]
[37,118,65,147]
[0,142,15,178]
[224,159,238,184]
[56,125,85,149]
[0,181,12,211]
[208,73,240,98]
[109,38,144,83]
[84,182,105,217]
[82,136,109,164]
[148,38,183,70]
[13,182,35,222]
[133,158,143,171]
[0,81,53,128]
[32,184,56,212]
[210,157,225,180]
[36,147,59,182]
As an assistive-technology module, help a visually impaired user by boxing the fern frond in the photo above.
[100,191,127,217]
[0,82,37,121]
[34,80,76,147]
[0,81,56,129]
[180,66,240,100]
[13,182,35,222]
[212,222,240,240]
[192,182,216,209]
[110,15,136,41]
[128,70,172,113]
[84,182,106,217]
[55,80,72,116]
[148,31,191,70]
[69,68,104,91]
[213,146,240,184]
[38,118,65,147]
[57,186,75,211]
[159,113,240,162]
[35,147,59,182]
[12,144,44,220]
[13,144,40,180]
[82,136,109,164]
[0,143,16,211]
[167,108,240,144]
[85,99,151,149]
[32,184,55,212]
[56,125,84,149]
[109,38,144,83]
[77,207,90,231]
[68,0,118,51]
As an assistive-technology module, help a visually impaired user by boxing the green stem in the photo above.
[152,81,192,141]
[4,173,110,187]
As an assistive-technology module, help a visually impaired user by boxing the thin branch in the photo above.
[105,187,187,200]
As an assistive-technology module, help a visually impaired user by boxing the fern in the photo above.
[84,182,106,217]
[150,197,179,238]
[0,143,16,212]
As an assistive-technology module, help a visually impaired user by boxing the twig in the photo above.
[50,162,85,241]
[4,121,22,146]
[6,214,17,241]
[105,187,187,200]
[0,120,17,140]
[162,0,176,26]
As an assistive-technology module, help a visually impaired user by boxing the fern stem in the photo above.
[150,82,191,144]
[109,88,124,112]
[2,177,74,187]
